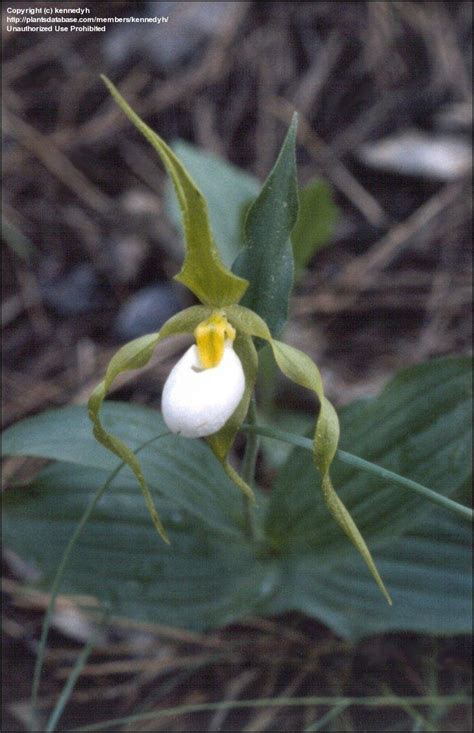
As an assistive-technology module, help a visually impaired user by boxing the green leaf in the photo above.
[232,114,299,338]
[2,463,276,631]
[259,410,314,470]
[2,404,118,470]
[262,357,472,638]
[165,141,260,268]
[268,509,472,639]
[3,360,471,637]
[101,76,248,307]
[87,305,210,542]
[267,357,472,551]
[226,304,390,603]
[2,402,258,538]
[291,179,339,272]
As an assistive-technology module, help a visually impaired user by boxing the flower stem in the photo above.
[241,398,259,540]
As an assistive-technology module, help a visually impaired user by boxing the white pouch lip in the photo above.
[161,341,245,438]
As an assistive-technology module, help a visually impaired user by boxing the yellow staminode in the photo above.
[194,312,236,369]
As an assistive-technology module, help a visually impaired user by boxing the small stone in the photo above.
[104,2,236,70]
[40,263,106,316]
[114,283,182,341]
[357,130,472,180]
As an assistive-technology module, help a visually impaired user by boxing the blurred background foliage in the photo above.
[2,1,472,731]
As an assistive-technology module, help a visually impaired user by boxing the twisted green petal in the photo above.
[88,306,210,543]
[226,304,392,604]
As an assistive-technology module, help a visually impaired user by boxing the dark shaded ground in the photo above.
[2,1,472,731]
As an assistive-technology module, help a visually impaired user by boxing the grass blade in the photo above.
[241,423,473,521]
[45,613,107,733]
[29,431,171,729]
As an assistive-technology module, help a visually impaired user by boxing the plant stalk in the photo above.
[241,423,473,522]
[241,398,259,540]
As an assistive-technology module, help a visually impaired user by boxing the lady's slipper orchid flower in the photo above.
[162,312,245,438]
[88,78,391,604]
